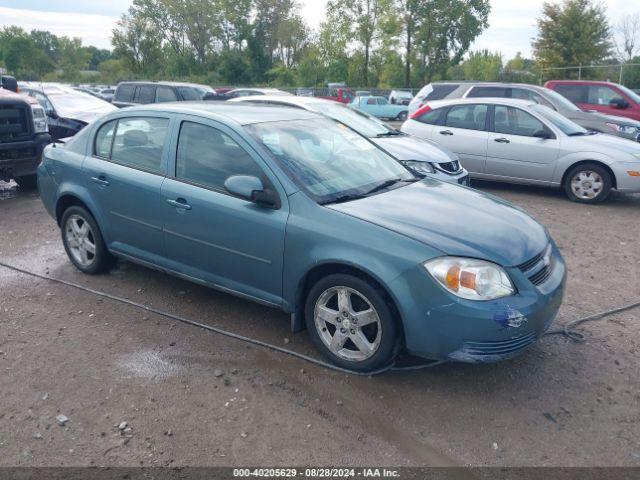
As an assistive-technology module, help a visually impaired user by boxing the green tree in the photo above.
[57,37,91,79]
[460,50,502,80]
[0,27,54,79]
[112,12,163,75]
[532,0,612,71]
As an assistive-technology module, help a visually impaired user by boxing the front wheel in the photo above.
[304,274,398,372]
[563,163,612,204]
[61,206,115,274]
[396,111,408,121]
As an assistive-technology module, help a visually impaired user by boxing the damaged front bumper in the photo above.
[389,242,567,363]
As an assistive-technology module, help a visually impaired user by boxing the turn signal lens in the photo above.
[627,171,640,177]
[425,257,515,301]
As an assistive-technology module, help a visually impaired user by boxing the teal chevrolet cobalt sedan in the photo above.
[38,103,566,372]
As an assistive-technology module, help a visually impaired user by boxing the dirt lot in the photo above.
[0,179,639,468]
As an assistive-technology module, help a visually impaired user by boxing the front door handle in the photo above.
[166,198,192,210]
[494,137,510,144]
[439,130,454,136]
[90,176,110,187]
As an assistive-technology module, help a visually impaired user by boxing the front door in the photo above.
[485,105,560,183]
[161,117,288,306]
[83,115,171,263]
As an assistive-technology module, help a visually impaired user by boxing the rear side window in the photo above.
[134,85,156,104]
[554,85,588,103]
[419,84,459,101]
[156,86,178,103]
[415,108,444,125]
[107,117,169,173]
[115,84,135,102]
[177,87,200,101]
[94,120,117,158]
[494,106,545,137]
[176,122,264,191]
[445,104,488,131]
[467,86,508,98]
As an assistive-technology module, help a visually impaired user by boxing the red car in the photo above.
[545,80,640,122]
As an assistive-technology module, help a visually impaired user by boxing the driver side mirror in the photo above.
[609,98,630,109]
[46,109,58,119]
[533,129,553,140]
[224,175,279,208]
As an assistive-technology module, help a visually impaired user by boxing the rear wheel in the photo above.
[304,274,398,372]
[61,206,114,274]
[14,174,37,189]
[397,111,408,121]
[563,163,612,204]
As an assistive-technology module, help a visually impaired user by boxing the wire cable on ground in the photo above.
[1,261,638,375]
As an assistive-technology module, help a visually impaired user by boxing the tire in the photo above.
[304,273,398,372]
[60,205,115,274]
[397,111,408,121]
[563,163,612,204]
[14,174,37,189]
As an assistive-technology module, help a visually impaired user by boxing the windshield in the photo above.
[531,104,587,135]
[315,102,397,137]
[48,91,111,116]
[245,118,415,204]
[542,87,582,112]
[618,84,640,103]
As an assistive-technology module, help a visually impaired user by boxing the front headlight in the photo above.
[402,160,435,175]
[424,257,515,301]
[605,122,638,135]
[31,105,48,133]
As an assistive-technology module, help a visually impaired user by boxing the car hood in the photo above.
[328,179,548,267]
[61,105,116,124]
[566,109,640,127]
[563,132,640,155]
[372,135,459,164]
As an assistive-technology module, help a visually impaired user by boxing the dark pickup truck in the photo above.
[0,76,51,187]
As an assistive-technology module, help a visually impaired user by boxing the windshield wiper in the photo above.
[321,193,368,205]
[365,178,416,195]
[375,130,402,138]
[568,131,587,136]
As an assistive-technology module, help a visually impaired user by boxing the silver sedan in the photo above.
[401,98,640,203]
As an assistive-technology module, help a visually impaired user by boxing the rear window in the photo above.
[115,84,135,102]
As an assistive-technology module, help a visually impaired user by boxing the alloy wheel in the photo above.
[314,286,382,362]
[64,214,97,267]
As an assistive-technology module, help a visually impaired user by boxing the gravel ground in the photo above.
[0,179,639,468]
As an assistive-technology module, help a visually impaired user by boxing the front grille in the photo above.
[518,244,555,286]
[0,104,30,142]
[436,160,461,173]
[0,146,37,161]
[462,332,537,357]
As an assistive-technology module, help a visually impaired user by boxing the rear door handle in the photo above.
[90,176,110,187]
[166,198,192,210]
[439,130,454,136]
[494,138,510,144]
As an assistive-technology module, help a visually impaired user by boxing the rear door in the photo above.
[485,105,560,183]
[83,115,171,263]
[112,84,136,108]
[432,103,490,174]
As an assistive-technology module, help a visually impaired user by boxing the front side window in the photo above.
[494,106,545,137]
[176,122,264,191]
[108,117,169,172]
[317,102,394,137]
[245,118,415,204]
[587,86,624,105]
[366,98,376,105]
[510,88,554,109]
[376,98,388,105]
[445,104,488,131]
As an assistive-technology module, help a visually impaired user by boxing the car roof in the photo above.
[426,97,538,109]
[120,102,320,125]
[117,81,211,89]
[230,95,337,108]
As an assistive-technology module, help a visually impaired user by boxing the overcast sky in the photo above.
[0,0,632,59]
